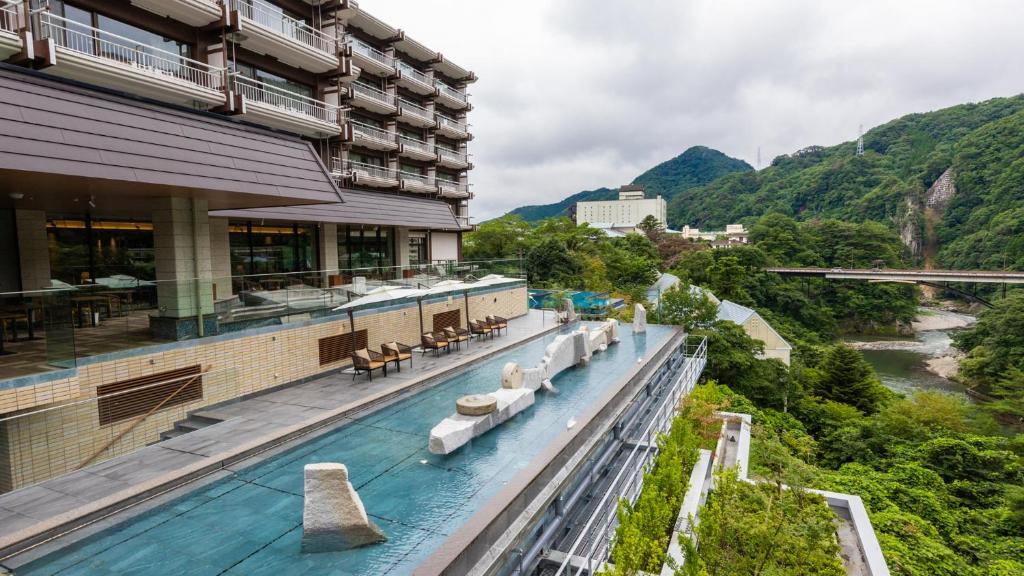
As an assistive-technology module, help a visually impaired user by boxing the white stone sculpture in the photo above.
[633,303,647,334]
[603,318,620,343]
[429,387,535,454]
[563,298,578,323]
[301,463,386,553]
[501,362,524,389]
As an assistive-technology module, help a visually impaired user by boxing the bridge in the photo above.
[765,267,1024,307]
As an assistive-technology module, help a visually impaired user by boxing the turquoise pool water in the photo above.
[20,324,675,576]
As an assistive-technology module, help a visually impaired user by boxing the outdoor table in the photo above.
[71,295,113,327]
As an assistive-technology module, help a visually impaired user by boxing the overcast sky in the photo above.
[369,0,1024,220]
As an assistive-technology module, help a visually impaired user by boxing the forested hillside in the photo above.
[505,146,750,222]
[666,95,1024,271]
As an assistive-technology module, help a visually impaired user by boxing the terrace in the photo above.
[225,0,338,73]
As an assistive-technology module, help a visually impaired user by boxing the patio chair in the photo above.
[443,326,470,350]
[469,319,493,340]
[351,348,387,381]
[421,332,450,356]
[486,315,508,335]
[381,341,413,371]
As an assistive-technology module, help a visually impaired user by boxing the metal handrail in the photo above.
[351,120,396,144]
[397,60,431,86]
[398,97,432,119]
[399,134,432,153]
[435,80,468,103]
[350,38,394,68]
[346,160,399,180]
[229,0,334,55]
[438,179,468,192]
[554,337,708,576]
[436,114,468,133]
[438,147,468,164]
[233,75,339,124]
[37,13,225,91]
[352,81,394,105]
[400,170,434,185]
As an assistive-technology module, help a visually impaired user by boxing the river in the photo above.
[844,308,976,397]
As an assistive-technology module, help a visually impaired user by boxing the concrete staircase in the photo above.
[158,412,224,441]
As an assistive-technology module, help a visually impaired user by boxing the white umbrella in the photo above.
[333,285,424,311]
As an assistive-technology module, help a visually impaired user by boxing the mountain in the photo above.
[505,146,752,222]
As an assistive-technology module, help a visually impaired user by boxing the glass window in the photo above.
[350,152,386,167]
[234,62,312,98]
[338,227,394,271]
[46,217,154,285]
[399,163,424,175]
[97,15,191,58]
[409,235,427,267]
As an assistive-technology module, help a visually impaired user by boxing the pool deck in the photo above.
[0,310,561,561]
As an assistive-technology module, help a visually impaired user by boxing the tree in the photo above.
[525,237,582,287]
[815,345,887,414]
[462,215,532,259]
[637,214,665,240]
[708,256,749,302]
[659,285,717,331]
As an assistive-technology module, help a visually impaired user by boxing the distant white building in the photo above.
[575,185,667,227]
[672,224,748,244]
[716,300,792,366]
[586,222,642,238]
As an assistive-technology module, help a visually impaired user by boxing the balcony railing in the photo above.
[398,98,432,121]
[344,160,398,181]
[37,13,225,92]
[350,38,393,68]
[399,135,432,155]
[397,61,431,87]
[438,179,469,194]
[229,0,334,55]
[351,120,396,145]
[1,3,17,34]
[438,148,468,165]
[232,75,339,125]
[352,81,394,105]
[435,80,468,104]
[436,114,468,134]
[401,170,433,184]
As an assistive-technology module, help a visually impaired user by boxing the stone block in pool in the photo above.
[301,463,386,553]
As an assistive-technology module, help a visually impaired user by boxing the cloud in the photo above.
[369,0,1024,220]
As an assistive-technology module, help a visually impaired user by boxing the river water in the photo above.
[844,308,976,398]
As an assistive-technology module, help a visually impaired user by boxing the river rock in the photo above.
[301,463,386,553]
[564,298,578,323]
[501,362,524,389]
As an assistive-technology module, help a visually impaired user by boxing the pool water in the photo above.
[20,324,675,576]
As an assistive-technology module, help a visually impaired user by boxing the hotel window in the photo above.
[42,1,192,59]
[47,217,155,286]
[350,152,386,167]
[234,62,313,98]
[233,0,308,40]
[228,221,317,278]
[409,235,428,267]
[338,226,394,271]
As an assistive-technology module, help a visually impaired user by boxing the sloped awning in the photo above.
[0,65,342,213]
[210,188,465,231]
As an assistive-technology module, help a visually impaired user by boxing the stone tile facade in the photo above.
[0,284,527,491]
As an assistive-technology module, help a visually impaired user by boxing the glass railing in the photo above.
[438,147,468,165]
[350,120,396,145]
[436,114,468,134]
[0,260,526,383]
[435,80,468,104]
[352,81,394,106]
[350,38,393,69]
[399,135,432,155]
[37,13,225,91]
[1,3,17,34]
[400,170,434,186]
[397,61,431,87]
[229,0,335,55]
[232,75,339,125]
[438,179,469,196]
[398,98,431,120]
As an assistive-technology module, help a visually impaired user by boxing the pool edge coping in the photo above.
[0,314,564,562]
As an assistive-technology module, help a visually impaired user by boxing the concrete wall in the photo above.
[152,198,213,318]
[430,232,459,261]
[0,284,528,492]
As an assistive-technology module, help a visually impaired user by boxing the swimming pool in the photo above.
[16,324,675,576]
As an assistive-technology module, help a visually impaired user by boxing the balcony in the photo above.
[348,38,394,77]
[231,75,341,137]
[36,13,226,108]
[437,179,470,199]
[399,170,436,194]
[435,114,470,139]
[346,120,398,151]
[398,135,435,161]
[435,80,470,110]
[396,61,436,96]
[397,98,435,128]
[348,81,397,114]
[338,159,399,188]
[226,0,337,73]
[0,3,19,61]
[437,147,471,170]
[128,0,221,26]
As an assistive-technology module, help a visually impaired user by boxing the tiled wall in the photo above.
[0,285,527,491]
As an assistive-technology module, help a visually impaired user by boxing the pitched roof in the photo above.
[716,300,792,350]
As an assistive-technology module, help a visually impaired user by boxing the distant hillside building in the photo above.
[673,224,748,244]
[575,185,667,227]
[716,300,792,366]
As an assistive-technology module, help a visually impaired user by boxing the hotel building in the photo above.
[0,0,528,492]
[574,185,668,228]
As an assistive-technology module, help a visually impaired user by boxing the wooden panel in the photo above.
[432,310,461,333]
[97,365,203,426]
[319,329,368,366]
